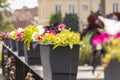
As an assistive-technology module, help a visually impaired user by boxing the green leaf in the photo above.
[69,44,73,49]
[53,44,60,49]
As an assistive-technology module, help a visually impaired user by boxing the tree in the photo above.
[63,13,79,32]
[49,11,62,25]
[0,0,15,32]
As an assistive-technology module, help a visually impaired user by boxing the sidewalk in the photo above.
[0,66,104,80]
[77,66,104,80]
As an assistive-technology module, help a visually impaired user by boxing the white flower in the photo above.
[98,16,120,35]
[17,27,24,33]
[36,25,45,34]
[31,32,39,41]
[10,31,15,37]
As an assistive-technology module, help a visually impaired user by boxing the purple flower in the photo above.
[57,24,66,30]
[47,29,56,35]
[92,33,110,46]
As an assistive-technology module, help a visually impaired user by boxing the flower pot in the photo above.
[24,42,41,65]
[40,44,80,80]
[3,38,7,45]
[6,38,11,48]
[104,59,120,80]
[9,39,17,51]
[16,39,24,56]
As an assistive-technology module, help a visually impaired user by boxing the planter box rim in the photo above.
[39,43,80,46]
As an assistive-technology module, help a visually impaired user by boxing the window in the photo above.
[113,3,118,12]
[55,5,61,11]
[69,5,74,13]
[82,5,88,11]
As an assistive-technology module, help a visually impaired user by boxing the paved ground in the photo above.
[0,67,103,80]
[77,66,104,80]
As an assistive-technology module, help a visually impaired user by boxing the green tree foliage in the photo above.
[63,13,79,32]
[0,0,15,32]
[49,11,62,25]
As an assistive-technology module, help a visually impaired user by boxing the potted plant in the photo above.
[8,31,18,51]
[15,28,25,56]
[39,24,82,80]
[2,32,10,46]
[22,25,44,65]
[91,16,120,80]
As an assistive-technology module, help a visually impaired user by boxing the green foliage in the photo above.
[40,29,82,49]
[0,20,15,32]
[49,11,62,25]
[79,34,92,65]
[0,0,15,32]
[22,25,38,50]
[63,13,79,32]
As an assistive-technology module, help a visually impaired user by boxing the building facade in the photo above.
[3,7,38,29]
[38,0,120,31]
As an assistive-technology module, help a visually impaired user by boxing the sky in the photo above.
[7,0,38,10]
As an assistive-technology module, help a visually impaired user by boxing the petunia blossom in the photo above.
[3,32,10,38]
[98,16,120,35]
[47,29,56,35]
[35,35,42,41]
[36,25,45,34]
[114,33,120,39]
[92,33,110,46]
[57,24,66,30]
[17,31,24,40]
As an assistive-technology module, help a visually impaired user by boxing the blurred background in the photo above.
[0,0,120,79]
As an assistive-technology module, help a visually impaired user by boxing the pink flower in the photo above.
[57,24,66,30]
[114,33,120,39]
[17,31,24,40]
[35,35,42,41]
[92,33,110,46]
[47,29,56,35]
[3,32,10,38]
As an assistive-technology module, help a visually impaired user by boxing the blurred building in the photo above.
[3,7,38,29]
[38,0,120,31]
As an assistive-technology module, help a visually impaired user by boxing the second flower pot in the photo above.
[24,42,41,65]
[40,44,80,80]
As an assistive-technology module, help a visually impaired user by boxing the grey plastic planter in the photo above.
[10,39,17,51]
[3,38,7,45]
[6,38,11,48]
[104,59,120,80]
[40,44,80,80]
[24,42,41,65]
[16,39,24,56]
